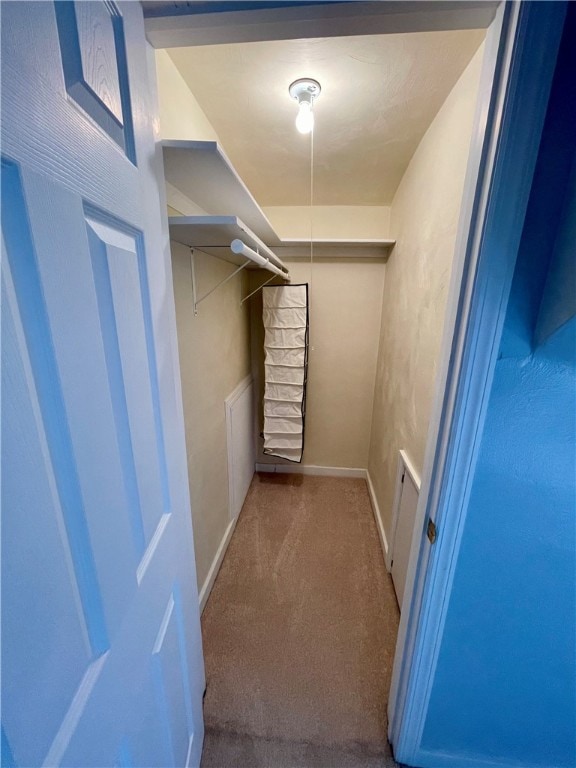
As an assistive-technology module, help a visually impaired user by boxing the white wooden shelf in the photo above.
[162,140,395,263]
[168,215,288,272]
[162,140,280,245]
[274,239,396,259]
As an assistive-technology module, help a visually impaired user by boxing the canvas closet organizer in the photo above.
[262,284,309,462]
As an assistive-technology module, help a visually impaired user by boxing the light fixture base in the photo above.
[289,78,321,104]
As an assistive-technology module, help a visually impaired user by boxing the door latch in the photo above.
[427,518,437,544]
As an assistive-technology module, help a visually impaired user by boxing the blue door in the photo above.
[1,3,205,766]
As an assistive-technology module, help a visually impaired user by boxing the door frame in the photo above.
[143,0,567,764]
[143,1,499,48]
[387,1,567,763]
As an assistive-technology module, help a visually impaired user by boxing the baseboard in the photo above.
[408,748,567,768]
[255,463,367,479]
[366,470,391,571]
[198,515,238,614]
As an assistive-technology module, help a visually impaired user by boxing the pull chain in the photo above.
[309,120,314,351]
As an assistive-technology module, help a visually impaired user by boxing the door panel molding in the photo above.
[1,3,205,765]
[54,1,136,161]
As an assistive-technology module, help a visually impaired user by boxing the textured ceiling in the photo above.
[167,29,485,206]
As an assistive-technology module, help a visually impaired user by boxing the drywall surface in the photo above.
[368,43,484,535]
[421,351,576,767]
[422,307,576,762]
[166,31,485,206]
[499,23,576,361]
[250,259,385,469]
[263,206,391,241]
[171,243,251,589]
[155,50,220,142]
[421,16,576,765]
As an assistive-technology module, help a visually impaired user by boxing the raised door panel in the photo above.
[75,2,124,123]
[2,263,93,768]
[1,2,204,766]
[151,589,196,768]
[54,1,135,159]
[85,212,170,549]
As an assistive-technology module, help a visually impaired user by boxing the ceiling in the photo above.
[167,28,485,207]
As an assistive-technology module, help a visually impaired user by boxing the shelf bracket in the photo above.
[241,273,281,305]
[190,248,251,315]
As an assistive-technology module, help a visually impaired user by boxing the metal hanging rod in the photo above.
[230,239,290,279]
[189,239,290,315]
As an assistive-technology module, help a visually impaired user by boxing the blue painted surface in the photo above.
[419,8,576,767]
[535,161,576,353]
[1,728,16,768]
[499,3,576,361]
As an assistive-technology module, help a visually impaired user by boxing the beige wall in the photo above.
[263,206,391,241]
[159,54,248,591]
[161,35,483,553]
[155,50,220,142]
[368,44,484,535]
[251,259,385,469]
[171,243,251,588]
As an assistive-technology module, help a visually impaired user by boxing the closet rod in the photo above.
[230,239,290,279]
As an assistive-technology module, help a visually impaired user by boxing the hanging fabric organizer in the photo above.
[262,284,309,463]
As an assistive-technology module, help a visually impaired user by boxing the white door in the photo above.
[391,467,420,608]
[1,3,205,766]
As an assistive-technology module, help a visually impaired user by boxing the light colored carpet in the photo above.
[200,473,401,767]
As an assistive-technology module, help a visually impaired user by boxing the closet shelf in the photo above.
[274,239,396,260]
[163,140,395,262]
[162,140,280,245]
[168,215,289,272]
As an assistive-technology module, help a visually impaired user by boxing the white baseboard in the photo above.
[198,515,238,614]
[255,463,367,479]
[366,470,391,571]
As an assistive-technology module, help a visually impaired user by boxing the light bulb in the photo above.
[296,101,314,134]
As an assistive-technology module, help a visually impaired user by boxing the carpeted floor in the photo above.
[200,473,401,767]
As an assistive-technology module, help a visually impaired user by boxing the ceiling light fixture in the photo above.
[289,78,321,134]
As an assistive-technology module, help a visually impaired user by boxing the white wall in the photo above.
[171,244,251,590]
[368,43,484,535]
[251,259,386,469]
